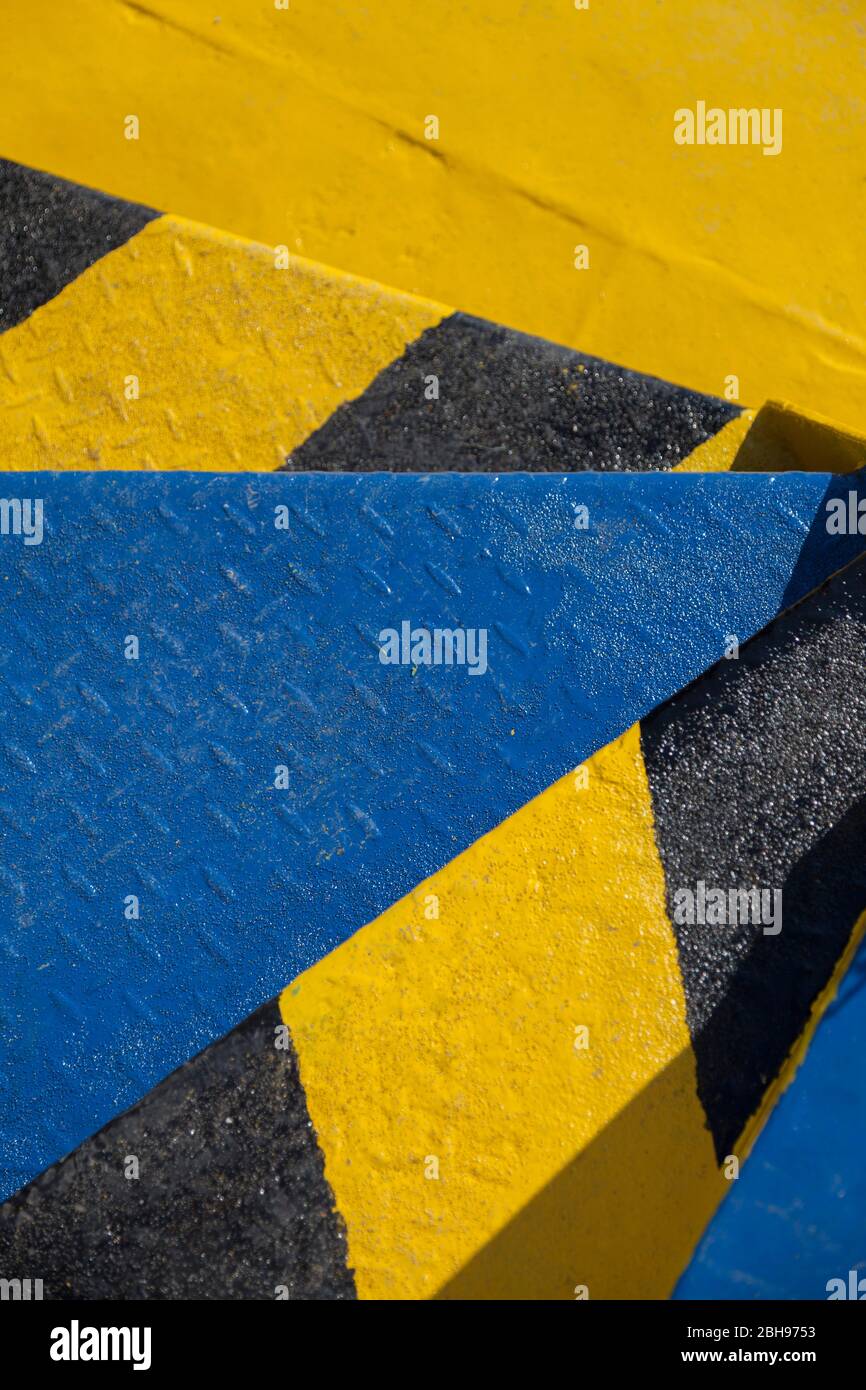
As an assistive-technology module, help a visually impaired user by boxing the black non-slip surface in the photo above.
[642,554,866,1162]
[0,156,157,333]
[284,312,741,472]
[0,1001,356,1300]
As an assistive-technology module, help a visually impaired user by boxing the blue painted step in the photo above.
[0,468,864,1201]
[675,930,866,1301]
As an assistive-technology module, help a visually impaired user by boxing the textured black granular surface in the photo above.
[0,1001,355,1300]
[0,157,157,332]
[642,554,866,1162]
[283,311,741,472]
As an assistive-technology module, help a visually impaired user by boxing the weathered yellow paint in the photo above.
[0,198,752,477]
[4,207,859,478]
[281,724,726,1300]
[0,214,444,471]
[3,3,865,431]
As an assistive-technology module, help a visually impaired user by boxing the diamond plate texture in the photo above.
[1,468,866,1199]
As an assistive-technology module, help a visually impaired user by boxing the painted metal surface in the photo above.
[675,930,866,1301]
[285,311,739,473]
[2,469,865,1202]
[0,3,862,1309]
[7,160,866,481]
[4,549,864,1300]
[0,158,742,476]
[0,1001,354,1301]
[0,158,156,333]
[0,160,445,473]
[1,3,863,430]
[281,553,866,1300]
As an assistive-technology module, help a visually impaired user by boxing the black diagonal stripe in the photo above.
[0,158,158,333]
[282,311,741,472]
[641,552,866,1163]
[0,1000,355,1300]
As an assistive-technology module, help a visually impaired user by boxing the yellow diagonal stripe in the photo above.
[674,402,866,474]
[3,2,865,430]
[674,411,754,473]
[280,724,725,1300]
[0,214,445,471]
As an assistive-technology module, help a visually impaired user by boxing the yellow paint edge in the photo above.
[281,724,723,1300]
